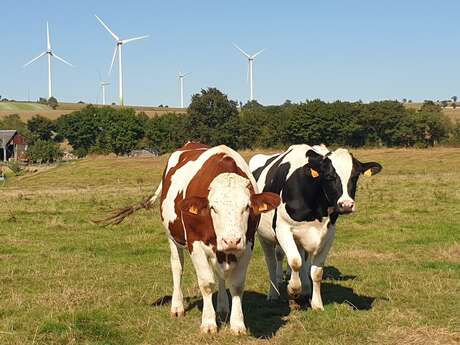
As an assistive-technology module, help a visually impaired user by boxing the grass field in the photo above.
[0,101,186,121]
[1,148,459,345]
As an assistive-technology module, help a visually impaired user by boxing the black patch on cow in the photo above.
[282,165,327,222]
[252,154,280,181]
[272,208,278,230]
[216,251,238,264]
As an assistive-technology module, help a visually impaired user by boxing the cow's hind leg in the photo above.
[216,277,229,318]
[259,235,280,300]
[168,238,185,317]
[275,245,285,286]
[190,243,217,333]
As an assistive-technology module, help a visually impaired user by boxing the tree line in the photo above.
[0,87,459,163]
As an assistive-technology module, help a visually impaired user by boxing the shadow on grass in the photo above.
[151,291,289,338]
[150,266,383,338]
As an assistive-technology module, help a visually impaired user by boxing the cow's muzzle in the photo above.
[337,200,355,214]
[219,236,244,252]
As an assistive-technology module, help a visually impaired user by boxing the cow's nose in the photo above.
[221,237,243,251]
[338,200,355,213]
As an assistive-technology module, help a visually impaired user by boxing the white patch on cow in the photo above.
[329,148,354,203]
[249,153,280,172]
[208,173,251,252]
[161,145,256,230]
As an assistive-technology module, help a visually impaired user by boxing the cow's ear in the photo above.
[178,197,209,216]
[250,192,281,215]
[306,155,323,178]
[360,162,382,177]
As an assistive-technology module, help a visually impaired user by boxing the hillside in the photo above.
[0,101,186,121]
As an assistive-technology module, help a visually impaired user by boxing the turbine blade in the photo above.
[95,15,119,41]
[47,22,51,50]
[184,72,191,77]
[121,35,149,44]
[251,48,265,58]
[23,51,47,67]
[233,43,250,58]
[109,45,118,75]
[53,53,74,67]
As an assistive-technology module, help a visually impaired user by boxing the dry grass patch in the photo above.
[377,326,460,345]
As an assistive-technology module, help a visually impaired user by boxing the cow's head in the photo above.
[307,148,382,215]
[179,173,280,253]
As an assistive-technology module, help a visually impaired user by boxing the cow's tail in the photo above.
[93,182,162,226]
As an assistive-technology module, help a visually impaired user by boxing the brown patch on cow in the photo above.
[160,146,260,254]
[167,192,186,246]
[160,146,209,245]
[178,142,210,151]
[378,326,460,345]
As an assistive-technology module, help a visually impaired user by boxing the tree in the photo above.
[57,105,145,156]
[0,114,30,138]
[27,139,63,163]
[186,88,240,147]
[48,97,58,110]
[452,96,457,103]
[145,113,188,154]
[27,115,56,142]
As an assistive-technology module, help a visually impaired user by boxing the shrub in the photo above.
[27,140,63,164]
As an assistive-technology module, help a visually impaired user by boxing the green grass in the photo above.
[1,148,459,345]
[0,102,50,111]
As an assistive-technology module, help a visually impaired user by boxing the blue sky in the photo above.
[1,0,459,106]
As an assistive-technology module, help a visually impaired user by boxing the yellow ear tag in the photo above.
[189,206,198,214]
[258,203,269,212]
[364,169,373,177]
[311,169,320,178]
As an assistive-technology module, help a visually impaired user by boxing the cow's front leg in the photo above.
[227,247,251,335]
[190,243,217,333]
[310,224,336,311]
[168,239,185,317]
[276,225,302,298]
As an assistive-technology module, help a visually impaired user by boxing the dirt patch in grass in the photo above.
[332,249,399,261]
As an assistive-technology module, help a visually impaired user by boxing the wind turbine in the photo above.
[23,22,73,99]
[177,72,190,108]
[95,15,148,106]
[233,43,265,102]
[100,81,110,105]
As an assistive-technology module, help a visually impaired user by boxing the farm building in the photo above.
[0,130,28,162]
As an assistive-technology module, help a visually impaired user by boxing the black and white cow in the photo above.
[249,144,382,309]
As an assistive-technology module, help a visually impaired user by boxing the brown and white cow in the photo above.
[100,142,280,334]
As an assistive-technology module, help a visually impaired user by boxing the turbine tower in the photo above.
[23,22,73,99]
[233,43,265,102]
[95,15,148,106]
[178,72,190,108]
[100,81,110,105]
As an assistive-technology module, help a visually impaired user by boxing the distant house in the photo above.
[0,130,28,162]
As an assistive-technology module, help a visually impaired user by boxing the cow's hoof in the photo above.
[310,299,324,311]
[170,306,185,317]
[230,324,247,335]
[311,303,324,311]
[200,323,217,334]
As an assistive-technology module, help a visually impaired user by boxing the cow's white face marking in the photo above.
[329,148,354,207]
[208,173,251,253]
